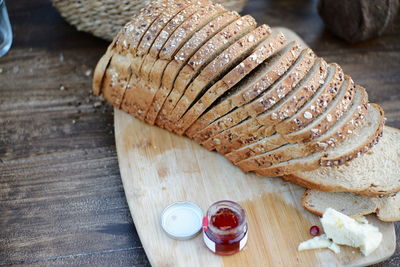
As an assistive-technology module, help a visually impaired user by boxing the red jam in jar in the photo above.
[203,200,248,255]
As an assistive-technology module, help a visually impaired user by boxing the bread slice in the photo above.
[236,85,368,170]
[101,53,133,107]
[167,25,272,132]
[92,33,122,96]
[173,31,286,134]
[302,190,400,222]
[187,41,301,140]
[255,102,383,177]
[121,4,227,119]
[275,64,345,136]
[155,15,257,128]
[205,48,316,153]
[144,12,240,124]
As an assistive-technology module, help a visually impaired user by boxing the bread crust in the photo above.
[189,41,301,143]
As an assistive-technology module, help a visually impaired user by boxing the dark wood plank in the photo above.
[0,0,399,266]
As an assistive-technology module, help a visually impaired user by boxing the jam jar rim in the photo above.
[206,200,247,235]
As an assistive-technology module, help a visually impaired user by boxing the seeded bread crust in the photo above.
[302,190,400,222]
[190,41,301,143]
[122,4,226,120]
[282,75,355,143]
[275,63,345,136]
[208,48,316,154]
[144,12,240,124]
[236,87,368,171]
[255,102,383,177]
[167,25,272,133]
[225,58,329,163]
[156,15,257,128]
[173,31,284,135]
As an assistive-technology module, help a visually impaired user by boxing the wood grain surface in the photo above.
[0,0,399,266]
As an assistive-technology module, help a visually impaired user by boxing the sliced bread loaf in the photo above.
[186,41,300,140]
[255,102,383,177]
[302,190,400,222]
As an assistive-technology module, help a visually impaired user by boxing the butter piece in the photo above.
[321,208,382,256]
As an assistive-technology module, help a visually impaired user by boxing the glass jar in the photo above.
[0,0,12,57]
[202,200,248,255]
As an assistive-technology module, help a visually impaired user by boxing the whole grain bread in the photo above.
[166,25,272,132]
[206,48,316,153]
[302,189,400,222]
[275,63,344,136]
[145,11,240,124]
[173,31,286,134]
[187,41,300,140]
[236,85,369,170]
[156,15,257,128]
[255,102,383,177]
[122,3,226,119]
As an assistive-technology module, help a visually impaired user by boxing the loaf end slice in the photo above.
[302,190,400,222]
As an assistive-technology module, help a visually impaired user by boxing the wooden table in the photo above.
[1,0,399,266]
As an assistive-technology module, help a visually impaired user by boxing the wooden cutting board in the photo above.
[114,28,396,267]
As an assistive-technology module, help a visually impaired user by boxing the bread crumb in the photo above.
[85,69,92,76]
[93,101,102,108]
